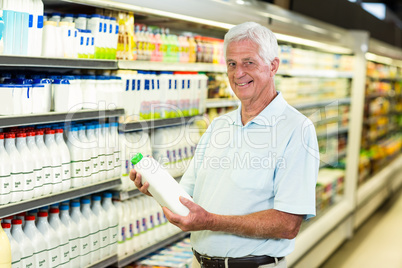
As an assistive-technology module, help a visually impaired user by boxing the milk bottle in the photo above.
[59,205,80,267]
[49,208,70,267]
[15,132,35,200]
[36,211,60,268]
[0,134,12,205]
[94,124,106,181]
[16,212,26,228]
[110,122,120,178]
[55,129,71,191]
[35,130,53,195]
[11,219,34,268]
[44,130,62,193]
[23,215,49,268]
[81,198,100,263]
[70,201,90,267]
[1,222,18,268]
[67,127,83,188]
[4,133,24,203]
[121,201,131,254]
[91,195,109,258]
[77,126,92,186]
[131,153,193,216]
[85,125,99,184]
[26,131,44,198]
[101,193,118,256]
[113,199,126,257]
[127,198,139,252]
[103,124,114,179]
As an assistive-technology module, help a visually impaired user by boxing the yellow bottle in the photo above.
[0,220,11,268]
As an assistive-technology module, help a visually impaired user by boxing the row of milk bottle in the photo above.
[1,193,118,268]
[0,122,120,206]
[117,70,208,120]
[114,195,181,258]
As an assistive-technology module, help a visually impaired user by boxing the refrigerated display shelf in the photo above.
[0,177,121,218]
[317,126,348,139]
[118,60,226,72]
[116,232,190,267]
[87,254,118,268]
[206,98,240,108]
[119,116,199,132]
[277,69,354,78]
[0,109,125,128]
[320,151,347,169]
[0,55,117,70]
[292,98,351,110]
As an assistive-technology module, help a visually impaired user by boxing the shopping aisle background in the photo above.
[321,189,402,268]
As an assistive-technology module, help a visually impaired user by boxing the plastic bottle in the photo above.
[33,0,44,57]
[102,124,114,179]
[81,198,100,263]
[74,14,87,30]
[23,215,49,268]
[86,125,100,184]
[110,122,120,178]
[49,208,70,267]
[15,132,35,200]
[54,128,71,191]
[127,198,140,252]
[122,201,133,254]
[94,124,106,181]
[1,221,19,268]
[70,201,90,266]
[131,153,193,216]
[113,199,126,257]
[78,126,92,186]
[59,204,80,267]
[16,212,27,228]
[35,130,53,195]
[2,0,16,55]
[102,193,118,256]
[44,129,63,193]
[92,195,109,258]
[4,133,24,203]
[41,20,57,57]
[11,219,34,268]
[36,211,60,268]
[0,133,12,205]
[67,127,83,188]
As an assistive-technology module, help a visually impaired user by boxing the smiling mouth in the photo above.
[236,81,253,86]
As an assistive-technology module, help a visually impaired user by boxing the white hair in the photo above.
[223,22,278,65]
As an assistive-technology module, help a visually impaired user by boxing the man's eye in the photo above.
[228,62,236,67]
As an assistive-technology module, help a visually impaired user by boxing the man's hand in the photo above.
[162,196,214,232]
[129,169,152,197]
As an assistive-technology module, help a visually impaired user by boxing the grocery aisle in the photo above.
[320,189,402,268]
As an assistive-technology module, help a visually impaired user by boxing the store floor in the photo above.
[320,189,402,268]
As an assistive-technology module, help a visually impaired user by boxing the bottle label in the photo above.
[109,24,112,34]
[68,29,71,37]
[145,79,150,90]
[29,14,33,28]
[115,25,119,34]
[37,15,44,29]
[103,23,107,33]
[131,79,136,91]
[99,22,102,33]
[137,80,141,91]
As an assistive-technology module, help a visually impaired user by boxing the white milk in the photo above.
[101,193,118,256]
[70,202,90,267]
[0,134,12,205]
[103,124,114,179]
[94,124,106,181]
[15,132,35,200]
[67,127,83,188]
[55,128,71,191]
[78,126,92,186]
[91,196,109,258]
[44,130,62,193]
[26,131,44,198]
[86,125,100,184]
[11,219,35,268]
[81,198,100,264]
[113,199,126,257]
[4,133,24,203]
[36,211,60,268]
[23,215,50,268]
[60,204,80,267]
[49,208,70,267]
[2,221,19,268]
[35,130,53,195]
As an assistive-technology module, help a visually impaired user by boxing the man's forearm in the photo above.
[208,209,303,240]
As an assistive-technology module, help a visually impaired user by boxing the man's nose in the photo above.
[234,64,245,78]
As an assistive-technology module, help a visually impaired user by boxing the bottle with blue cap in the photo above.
[86,124,100,183]
[70,201,90,266]
[35,129,53,195]
[94,123,106,181]
[131,153,194,216]
[81,198,100,263]
[101,192,118,255]
[91,195,109,258]
[36,211,61,268]
[78,126,93,186]
[59,204,80,267]
[103,123,114,179]
[49,207,70,267]
[110,122,121,177]
[67,127,84,188]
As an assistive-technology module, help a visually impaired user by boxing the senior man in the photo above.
[131,21,319,268]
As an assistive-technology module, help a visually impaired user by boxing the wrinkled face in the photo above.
[226,40,275,102]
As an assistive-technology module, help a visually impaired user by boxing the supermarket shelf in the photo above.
[356,154,402,207]
[118,61,226,72]
[118,177,182,201]
[317,126,349,138]
[288,199,353,266]
[320,151,347,169]
[0,109,125,128]
[0,177,121,218]
[277,69,354,78]
[0,55,117,69]
[292,97,351,110]
[206,99,240,108]
[116,232,190,267]
[119,116,199,132]
[87,254,118,268]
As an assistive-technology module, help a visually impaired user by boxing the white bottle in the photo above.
[59,204,80,267]
[11,219,35,268]
[35,130,53,195]
[49,208,70,267]
[16,212,27,228]
[85,125,100,184]
[15,132,35,200]
[26,131,44,198]
[101,193,118,256]
[132,153,193,216]
[2,221,19,268]
[110,122,120,178]
[81,198,100,264]
[0,133,12,205]
[121,201,131,254]
[128,198,141,252]
[36,211,60,268]
[95,124,107,181]
[55,128,71,191]
[23,215,50,268]
[113,199,126,257]
[4,133,24,203]
[67,127,83,188]
[78,126,92,186]
[103,124,114,179]
[32,0,44,57]
[44,130,62,193]
[70,201,90,267]
[91,196,109,258]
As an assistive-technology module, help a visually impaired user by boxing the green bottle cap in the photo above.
[131,153,143,166]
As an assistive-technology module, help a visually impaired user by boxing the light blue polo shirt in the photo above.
[180,92,319,258]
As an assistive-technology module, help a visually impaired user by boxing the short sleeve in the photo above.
[273,119,319,220]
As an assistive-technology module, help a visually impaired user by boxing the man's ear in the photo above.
[270,57,280,77]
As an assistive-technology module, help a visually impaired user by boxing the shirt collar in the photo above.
[231,92,288,127]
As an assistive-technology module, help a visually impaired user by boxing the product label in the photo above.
[99,22,102,33]
[37,15,44,29]
[157,80,160,89]
[136,220,140,235]
[169,79,172,89]
[188,80,191,89]
[68,29,71,37]
[80,36,84,46]
[182,80,185,89]
[29,14,33,28]
[121,226,126,241]
[103,23,107,33]
[115,25,119,34]
[175,80,177,89]
[92,37,94,46]
[86,37,90,46]
[151,79,155,90]
[145,79,150,90]
[125,80,129,91]
[132,79,136,91]
[137,80,141,91]
[109,24,112,34]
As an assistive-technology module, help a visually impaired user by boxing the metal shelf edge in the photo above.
[292,98,351,110]
[117,232,189,267]
[86,254,118,268]
[119,116,199,132]
[0,178,121,218]
[118,60,226,72]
